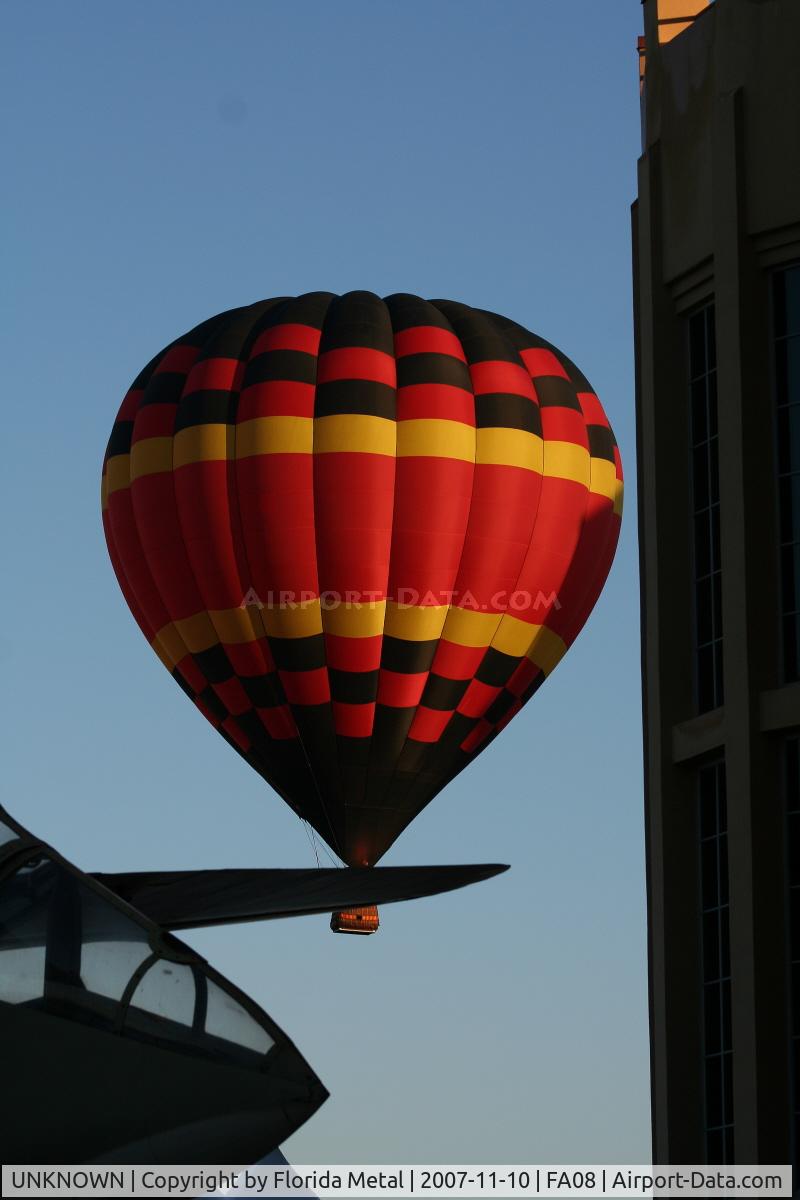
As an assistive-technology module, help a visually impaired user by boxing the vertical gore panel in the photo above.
[312,292,396,855]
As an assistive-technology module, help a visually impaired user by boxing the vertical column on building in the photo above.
[712,85,788,1164]
[635,139,705,1164]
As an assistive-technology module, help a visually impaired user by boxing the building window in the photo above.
[774,266,800,682]
[785,735,800,1165]
[699,760,734,1162]
[689,305,723,712]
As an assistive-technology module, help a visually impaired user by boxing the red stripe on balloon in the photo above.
[252,324,322,356]
[238,380,316,421]
[470,360,536,399]
[317,347,396,387]
[395,383,474,424]
[520,348,569,379]
[394,325,467,361]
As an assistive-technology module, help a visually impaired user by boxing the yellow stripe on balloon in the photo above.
[491,614,542,658]
[526,625,568,675]
[543,440,590,486]
[384,602,449,642]
[104,454,131,496]
[396,419,475,461]
[237,416,314,458]
[441,607,501,648]
[130,437,173,481]
[588,457,618,502]
[173,424,234,468]
[262,600,324,639]
[322,600,387,638]
[313,414,396,456]
[476,428,544,472]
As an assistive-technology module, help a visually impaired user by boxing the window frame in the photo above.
[688,302,724,714]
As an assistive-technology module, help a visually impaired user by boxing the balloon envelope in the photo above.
[102,293,622,866]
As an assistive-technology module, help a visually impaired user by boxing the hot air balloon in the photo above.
[101,292,622,886]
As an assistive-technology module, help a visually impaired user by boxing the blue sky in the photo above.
[4,0,648,1164]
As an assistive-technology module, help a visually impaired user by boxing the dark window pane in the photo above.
[709,436,720,505]
[722,1052,734,1125]
[723,1125,735,1165]
[721,984,732,1051]
[706,309,717,371]
[789,476,800,545]
[690,311,707,377]
[717,764,727,805]
[776,337,800,409]
[705,1055,723,1128]
[782,544,799,613]
[706,1127,723,1164]
[700,763,719,810]
[694,445,710,510]
[788,738,800,806]
[775,271,788,340]
[714,644,724,699]
[791,892,800,962]
[789,405,800,474]
[695,511,712,579]
[791,887,800,947]
[713,641,724,709]
[704,910,721,980]
[702,838,719,911]
[784,613,800,683]
[700,788,717,839]
[789,814,800,887]
[720,910,731,979]
[777,404,792,473]
[785,268,800,339]
[697,578,713,645]
[789,339,800,406]
[780,477,797,545]
[719,838,729,905]
[708,373,718,437]
[692,379,709,444]
[710,506,721,573]
[712,573,723,640]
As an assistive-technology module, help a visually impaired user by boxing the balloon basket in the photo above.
[330,905,380,935]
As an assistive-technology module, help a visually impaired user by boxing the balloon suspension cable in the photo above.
[300,817,341,869]
[292,717,346,862]
[300,819,321,868]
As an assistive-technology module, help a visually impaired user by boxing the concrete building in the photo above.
[633,0,800,1167]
